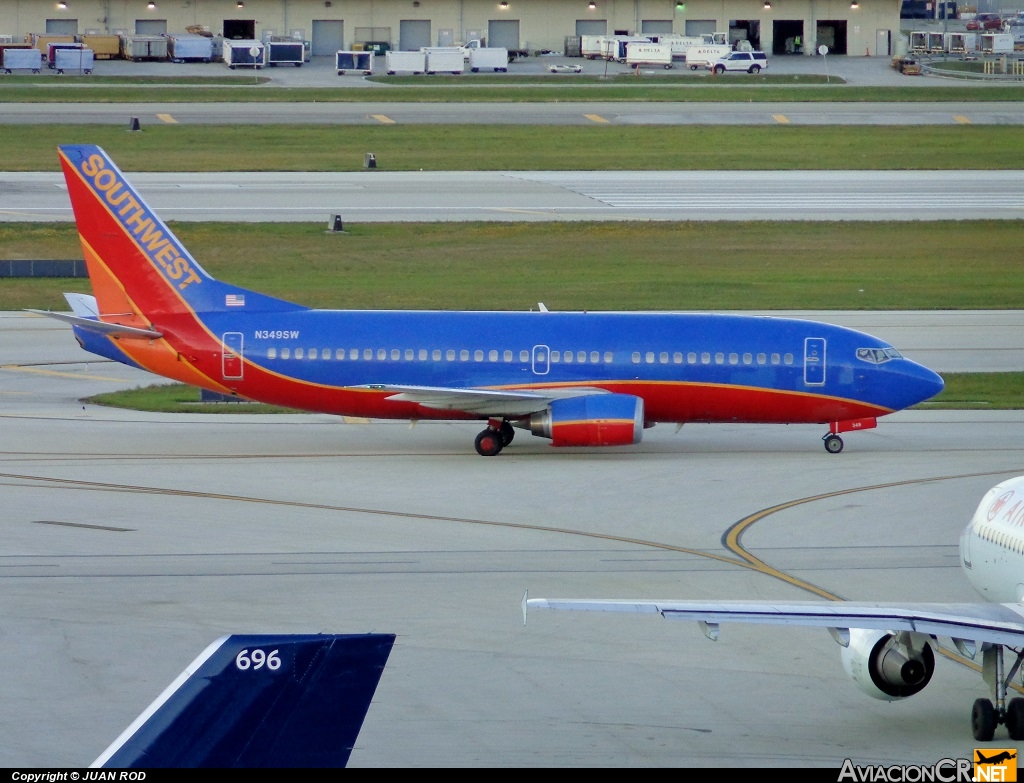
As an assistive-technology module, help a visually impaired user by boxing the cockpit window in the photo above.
[856,347,904,364]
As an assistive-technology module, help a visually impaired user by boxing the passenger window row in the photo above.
[630,351,794,366]
[263,346,796,366]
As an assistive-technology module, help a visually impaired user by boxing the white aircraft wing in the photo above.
[361,384,609,416]
[523,596,1024,648]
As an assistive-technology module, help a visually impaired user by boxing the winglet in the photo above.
[522,590,529,625]
[92,632,395,768]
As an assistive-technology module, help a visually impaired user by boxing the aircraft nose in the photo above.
[906,362,944,406]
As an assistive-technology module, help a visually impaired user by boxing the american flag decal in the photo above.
[225,294,245,307]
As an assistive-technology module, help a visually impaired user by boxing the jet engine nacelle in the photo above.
[840,628,936,701]
[529,394,644,447]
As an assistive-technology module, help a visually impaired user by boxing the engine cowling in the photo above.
[528,394,644,447]
[840,628,936,701]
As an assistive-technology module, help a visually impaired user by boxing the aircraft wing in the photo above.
[523,596,1024,648]
[367,384,609,416]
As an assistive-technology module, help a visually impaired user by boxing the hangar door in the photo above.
[816,20,848,54]
[641,20,673,35]
[311,19,343,55]
[45,18,78,34]
[576,19,607,35]
[400,20,431,51]
[135,18,167,35]
[488,19,521,50]
[685,19,717,36]
[773,19,805,54]
[223,19,254,39]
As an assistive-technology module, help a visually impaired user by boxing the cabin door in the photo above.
[803,337,826,385]
[222,332,244,380]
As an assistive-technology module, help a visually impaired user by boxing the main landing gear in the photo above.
[474,419,515,456]
[823,433,844,454]
[970,644,1024,741]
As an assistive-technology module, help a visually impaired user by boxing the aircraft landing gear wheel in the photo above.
[474,429,503,456]
[1006,697,1024,740]
[499,420,515,447]
[823,434,844,454]
[972,698,997,742]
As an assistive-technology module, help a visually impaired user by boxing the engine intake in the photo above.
[841,628,936,701]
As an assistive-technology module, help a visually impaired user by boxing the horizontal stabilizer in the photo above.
[25,308,163,340]
[93,632,396,768]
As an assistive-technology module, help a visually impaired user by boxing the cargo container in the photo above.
[55,47,94,74]
[267,39,304,66]
[2,46,41,73]
[168,34,213,62]
[120,34,168,61]
[335,50,374,75]
[223,39,265,68]
[944,32,976,53]
[602,35,651,62]
[425,48,464,74]
[468,47,508,72]
[384,50,425,74]
[649,33,718,59]
[625,42,673,68]
[980,33,1014,54]
[580,35,607,59]
[77,34,119,59]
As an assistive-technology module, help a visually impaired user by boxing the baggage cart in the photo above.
[424,48,464,74]
[267,40,304,66]
[3,46,42,74]
[55,47,94,74]
[468,47,508,72]
[223,39,265,68]
[168,34,213,62]
[684,43,732,69]
[47,41,82,68]
[625,42,673,69]
[384,50,425,74]
[336,50,374,75]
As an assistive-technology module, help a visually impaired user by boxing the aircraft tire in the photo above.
[475,429,503,456]
[823,434,844,454]
[499,421,516,447]
[1006,698,1024,740]
[971,698,997,742]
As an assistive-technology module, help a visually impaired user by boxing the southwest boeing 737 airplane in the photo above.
[525,475,1024,742]
[34,145,944,456]
[92,632,394,767]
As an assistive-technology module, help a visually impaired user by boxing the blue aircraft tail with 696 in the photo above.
[91,633,395,768]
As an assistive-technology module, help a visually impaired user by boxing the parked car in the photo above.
[966,13,1002,30]
[708,50,768,74]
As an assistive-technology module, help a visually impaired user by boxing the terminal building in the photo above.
[0,0,900,58]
